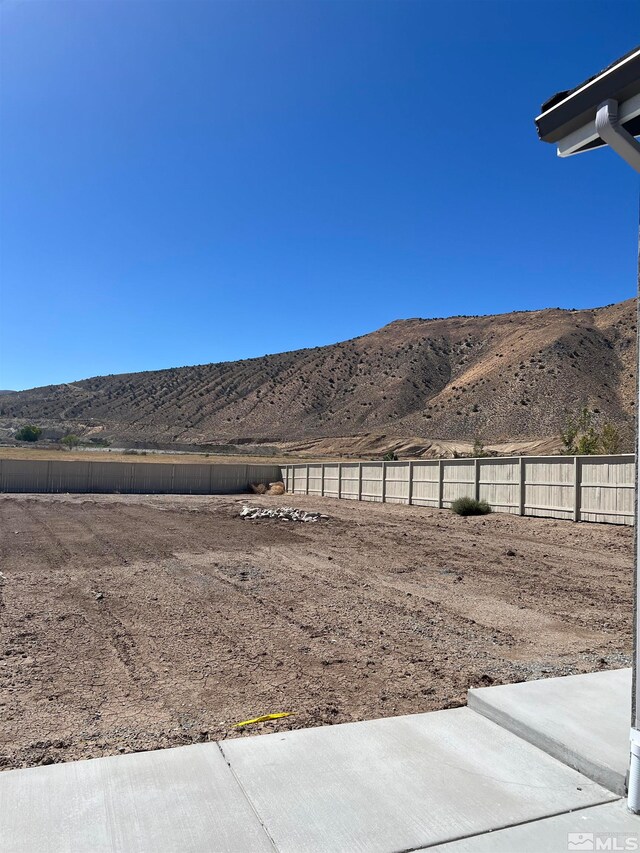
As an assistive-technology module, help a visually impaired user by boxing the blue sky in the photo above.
[1,0,638,391]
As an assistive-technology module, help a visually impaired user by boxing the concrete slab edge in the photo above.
[467,690,627,797]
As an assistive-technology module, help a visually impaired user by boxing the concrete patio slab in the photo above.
[0,742,274,853]
[426,800,640,851]
[468,667,631,795]
[221,707,617,853]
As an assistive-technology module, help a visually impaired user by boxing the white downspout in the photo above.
[595,98,640,813]
[595,99,640,172]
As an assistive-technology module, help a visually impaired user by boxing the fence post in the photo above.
[321,464,325,497]
[408,461,414,506]
[358,462,363,501]
[338,463,343,499]
[438,460,444,509]
[474,458,480,501]
[519,456,526,516]
[381,462,387,503]
[574,455,581,522]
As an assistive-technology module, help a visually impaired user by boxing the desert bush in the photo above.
[600,422,621,454]
[561,407,622,455]
[15,425,42,442]
[60,434,80,450]
[250,482,267,494]
[472,437,491,458]
[267,481,285,495]
[451,497,492,516]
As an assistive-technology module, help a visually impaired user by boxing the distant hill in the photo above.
[1,299,636,455]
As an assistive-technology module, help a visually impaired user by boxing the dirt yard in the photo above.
[0,492,633,770]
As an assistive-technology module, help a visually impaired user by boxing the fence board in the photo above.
[322,464,340,498]
[307,464,323,497]
[580,455,635,525]
[361,463,384,502]
[442,459,476,507]
[524,458,574,520]
[340,463,360,500]
[410,461,439,507]
[478,458,520,514]
[384,462,411,504]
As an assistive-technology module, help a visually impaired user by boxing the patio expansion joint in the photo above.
[216,740,280,853]
[392,796,625,852]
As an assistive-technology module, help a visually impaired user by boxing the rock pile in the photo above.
[240,506,328,522]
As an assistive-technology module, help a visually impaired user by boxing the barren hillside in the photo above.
[1,299,636,453]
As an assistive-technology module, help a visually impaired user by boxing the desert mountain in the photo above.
[1,299,636,455]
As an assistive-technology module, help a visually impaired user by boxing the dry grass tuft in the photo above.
[249,481,286,495]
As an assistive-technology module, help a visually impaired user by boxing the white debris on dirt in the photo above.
[240,505,328,522]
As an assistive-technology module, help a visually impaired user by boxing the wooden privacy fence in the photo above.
[0,459,283,495]
[281,455,635,526]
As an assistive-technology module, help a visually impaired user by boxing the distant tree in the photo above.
[382,451,398,461]
[472,438,491,458]
[600,422,621,455]
[561,407,620,455]
[561,407,597,455]
[60,434,81,450]
[15,425,42,442]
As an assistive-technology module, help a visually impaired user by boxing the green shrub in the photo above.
[561,407,626,455]
[89,437,110,447]
[451,497,492,516]
[15,425,42,442]
[60,434,80,450]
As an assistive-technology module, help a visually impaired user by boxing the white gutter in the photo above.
[594,98,640,813]
[558,92,640,157]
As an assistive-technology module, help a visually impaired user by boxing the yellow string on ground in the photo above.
[233,712,293,728]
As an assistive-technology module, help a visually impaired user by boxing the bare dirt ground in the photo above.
[0,446,293,465]
[0,492,632,770]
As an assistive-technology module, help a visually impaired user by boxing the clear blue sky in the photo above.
[1,0,638,391]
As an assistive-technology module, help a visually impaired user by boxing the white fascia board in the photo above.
[556,91,640,157]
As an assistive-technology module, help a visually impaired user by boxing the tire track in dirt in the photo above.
[296,508,628,636]
[18,501,73,564]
